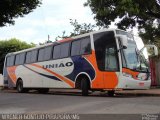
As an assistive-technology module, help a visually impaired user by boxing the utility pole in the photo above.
[48,35,50,41]
[46,35,52,43]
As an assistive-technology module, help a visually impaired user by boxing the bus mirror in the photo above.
[140,45,158,56]
[116,35,128,49]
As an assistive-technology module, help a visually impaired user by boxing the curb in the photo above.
[116,92,160,97]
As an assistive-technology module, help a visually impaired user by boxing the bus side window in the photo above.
[31,50,38,63]
[6,56,15,67]
[38,48,45,62]
[10,56,15,66]
[15,54,20,65]
[15,53,25,65]
[38,46,52,62]
[80,37,91,55]
[6,57,10,67]
[53,45,61,59]
[26,51,32,64]
[6,57,9,66]
[20,53,25,64]
[60,43,70,58]
[71,40,81,56]
[44,46,52,60]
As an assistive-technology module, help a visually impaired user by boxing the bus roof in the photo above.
[5,28,125,57]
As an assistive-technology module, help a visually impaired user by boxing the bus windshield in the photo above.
[117,31,149,72]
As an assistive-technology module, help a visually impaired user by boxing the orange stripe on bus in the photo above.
[30,64,75,88]
[58,38,73,43]
[7,66,17,85]
[122,68,139,80]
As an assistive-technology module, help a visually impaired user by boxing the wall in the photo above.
[150,56,160,86]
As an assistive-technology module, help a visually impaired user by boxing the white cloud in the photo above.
[0,0,96,43]
[44,17,67,26]
[41,0,95,24]
[27,19,45,27]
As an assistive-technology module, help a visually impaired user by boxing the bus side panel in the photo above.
[16,63,72,88]
[20,57,96,88]
[6,53,120,90]
[6,56,96,89]
[33,58,75,88]
[84,51,119,89]
[66,56,96,83]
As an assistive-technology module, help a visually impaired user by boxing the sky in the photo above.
[0,0,97,44]
[0,0,143,48]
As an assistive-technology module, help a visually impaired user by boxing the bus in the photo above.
[3,29,158,96]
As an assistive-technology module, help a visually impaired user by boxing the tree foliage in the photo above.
[56,19,97,40]
[85,0,160,44]
[0,0,41,27]
[0,38,35,73]
[69,19,97,37]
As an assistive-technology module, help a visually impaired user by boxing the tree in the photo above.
[69,19,97,37]
[56,19,97,40]
[85,0,160,44]
[0,0,41,27]
[0,38,35,73]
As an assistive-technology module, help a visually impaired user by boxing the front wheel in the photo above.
[108,90,115,97]
[81,78,89,96]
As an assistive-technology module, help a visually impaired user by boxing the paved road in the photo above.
[0,89,160,115]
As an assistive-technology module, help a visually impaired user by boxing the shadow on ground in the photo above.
[1,89,160,98]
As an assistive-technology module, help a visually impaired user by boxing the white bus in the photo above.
[3,29,158,96]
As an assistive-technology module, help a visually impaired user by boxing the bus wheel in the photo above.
[81,78,89,96]
[16,80,28,93]
[108,90,115,97]
[38,88,49,94]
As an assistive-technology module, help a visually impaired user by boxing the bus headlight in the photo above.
[122,72,132,78]
[137,73,148,80]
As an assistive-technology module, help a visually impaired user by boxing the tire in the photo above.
[108,90,115,97]
[16,80,28,93]
[38,88,49,94]
[81,78,89,96]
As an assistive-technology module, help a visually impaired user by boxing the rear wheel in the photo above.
[38,88,49,94]
[16,80,28,93]
[108,90,115,97]
[81,78,89,96]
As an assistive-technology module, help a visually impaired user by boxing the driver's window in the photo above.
[105,47,118,71]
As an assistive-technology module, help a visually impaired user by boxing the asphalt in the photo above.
[1,87,160,120]
[1,87,160,97]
